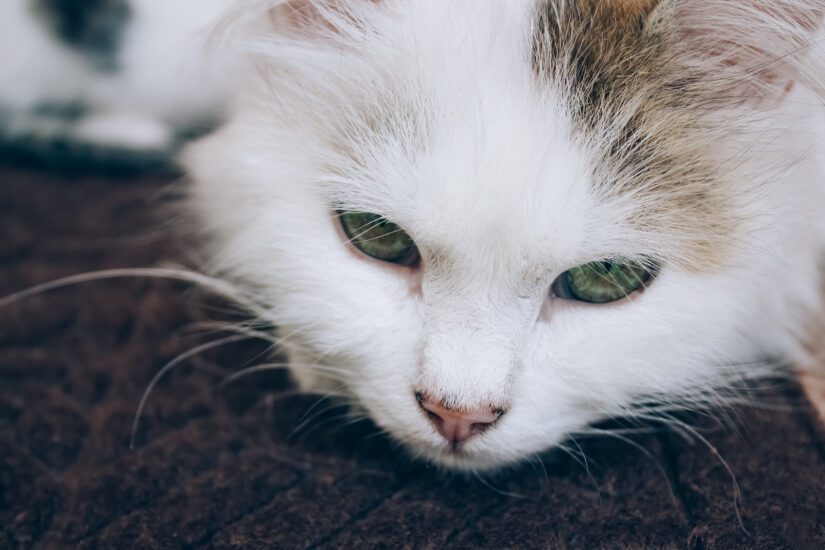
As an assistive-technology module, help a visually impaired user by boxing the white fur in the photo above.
[184,1,825,470]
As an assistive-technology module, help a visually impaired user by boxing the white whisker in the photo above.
[0,267,268,318]
[130,332,256,449]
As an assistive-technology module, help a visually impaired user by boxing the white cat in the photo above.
[3,0,825,472]
[186,0,825,470]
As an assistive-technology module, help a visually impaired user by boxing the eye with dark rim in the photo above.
[552,259,658,304]
[338,211,420,267]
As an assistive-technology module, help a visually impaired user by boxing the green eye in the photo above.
[556,259,656,304]
[339,211,419,265]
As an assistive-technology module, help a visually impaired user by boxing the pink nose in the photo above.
[416,392,504,448]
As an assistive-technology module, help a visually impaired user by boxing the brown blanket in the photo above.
[2,163,825,549]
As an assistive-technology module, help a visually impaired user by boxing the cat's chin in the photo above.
[411,441,526,473]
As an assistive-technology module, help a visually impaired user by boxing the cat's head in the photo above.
[185,0,825,470]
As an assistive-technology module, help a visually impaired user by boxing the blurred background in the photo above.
[0,0,241,175]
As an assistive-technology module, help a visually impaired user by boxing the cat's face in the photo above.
[186,0,825,469]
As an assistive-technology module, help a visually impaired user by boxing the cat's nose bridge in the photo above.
[423,291,534,353]
[419,307,524,409]
[418,278,537,406]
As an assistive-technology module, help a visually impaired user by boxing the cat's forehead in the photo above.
[327,0,736,268]
[398,91,600,269]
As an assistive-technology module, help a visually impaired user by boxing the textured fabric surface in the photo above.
[2,163,825,549]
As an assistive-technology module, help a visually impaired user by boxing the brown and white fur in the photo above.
[185,0,825,469]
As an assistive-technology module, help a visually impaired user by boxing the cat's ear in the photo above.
[646,0,825,102]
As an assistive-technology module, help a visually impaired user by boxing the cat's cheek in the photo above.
[348,362,436,449]
[279,333,342,395]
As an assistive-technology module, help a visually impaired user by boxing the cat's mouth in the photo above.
[413,425,514,471]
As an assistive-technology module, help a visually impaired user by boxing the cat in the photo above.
[3,0,825,472]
